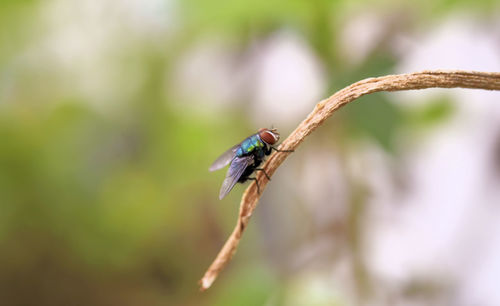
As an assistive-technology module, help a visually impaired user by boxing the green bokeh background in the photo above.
[0,0,497,305]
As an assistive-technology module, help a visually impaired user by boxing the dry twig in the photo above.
[199,70,500,291]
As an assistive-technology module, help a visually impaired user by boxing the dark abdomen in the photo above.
[238,158,263,183]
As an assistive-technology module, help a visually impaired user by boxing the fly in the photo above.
[209,128,293,199]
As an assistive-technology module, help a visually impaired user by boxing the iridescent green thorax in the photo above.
[236,134,264,157]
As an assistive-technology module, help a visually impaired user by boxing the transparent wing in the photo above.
[209,144,239,172]
[219,155,253,200]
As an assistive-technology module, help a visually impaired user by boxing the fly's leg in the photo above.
[255,168,271,181]
[272,146,294,153]
[248,177,261,194]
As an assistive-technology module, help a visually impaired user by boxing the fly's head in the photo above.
[258,128,280,145]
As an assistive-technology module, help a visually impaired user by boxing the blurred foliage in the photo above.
[0,0,494,305]
[405,98,454,128]
[343,94,403,151]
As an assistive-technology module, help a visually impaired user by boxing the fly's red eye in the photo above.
[259,130,279,145]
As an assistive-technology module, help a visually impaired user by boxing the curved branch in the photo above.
[199,70,500,291]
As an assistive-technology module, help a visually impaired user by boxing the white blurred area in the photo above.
[258,13,500,306]
[20,1,500,304]
[370,16,500,305]
[250,30,326,128]
[173,29,325,127]
[15,0,174,111]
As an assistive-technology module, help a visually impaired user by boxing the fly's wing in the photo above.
[219,155,253,200]
[209,144,239,172]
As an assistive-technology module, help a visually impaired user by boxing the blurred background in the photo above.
[1,0,500,305]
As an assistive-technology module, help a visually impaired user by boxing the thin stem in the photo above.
[199,70,500,291]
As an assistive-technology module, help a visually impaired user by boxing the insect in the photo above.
[209,128,293,199]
